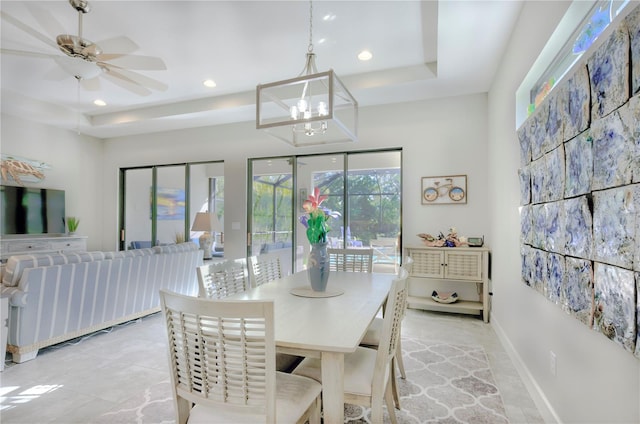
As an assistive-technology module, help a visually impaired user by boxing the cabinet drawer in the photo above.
[50,240,85,252]
[8,241,51,252]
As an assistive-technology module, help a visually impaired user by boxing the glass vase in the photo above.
[307,242,330,292]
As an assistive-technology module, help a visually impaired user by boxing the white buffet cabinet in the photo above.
[0,235,88,262]
[404,245,491,323]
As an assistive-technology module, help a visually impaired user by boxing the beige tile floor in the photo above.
[1,308,545,424]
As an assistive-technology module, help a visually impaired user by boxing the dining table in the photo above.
[226,270,394,424]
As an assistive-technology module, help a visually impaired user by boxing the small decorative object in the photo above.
[66,216,80,235]
[417,227,469,247]
[299,188,340,291]
[1,154,48,186]
[421,175,467,204]
[431,290,458,304]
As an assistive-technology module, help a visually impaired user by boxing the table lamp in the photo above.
[191,212,221,259]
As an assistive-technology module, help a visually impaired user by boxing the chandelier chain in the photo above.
[307,0,313,53]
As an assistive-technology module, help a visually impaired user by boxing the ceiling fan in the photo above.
[1,0,167,96]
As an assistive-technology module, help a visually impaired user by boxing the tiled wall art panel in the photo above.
[633,184,640,273]
[531,204,546,249]
[545,146,566,202]
[520,205,533,245]
[545,90,564,153]
[588,23,630,120]
[630,95,640,183]
[517,121,532,167]
[592,185,637,270]
[563,257,594,326]
[530,157,545,204]
[627,7,640,94]
[519,5,639,358]
[531,106,547,161]
[544,201,565,254]
[591,110,634,191]
[546,252,564,304]
[519,167,531,205]
[636,273,640,358]
[593,263,636,354]
[533,248,547,294]
[564,196,593,259]
[521,245,533,287]
[564,131,593,197]
[563,65,591,140]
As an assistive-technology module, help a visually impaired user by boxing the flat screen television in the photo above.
[0,186,66,235]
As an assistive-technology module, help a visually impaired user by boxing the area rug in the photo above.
[93,337,509,424]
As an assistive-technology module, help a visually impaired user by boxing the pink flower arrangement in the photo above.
[299,188,340,244]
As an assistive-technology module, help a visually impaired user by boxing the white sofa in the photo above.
[1,242,203,363]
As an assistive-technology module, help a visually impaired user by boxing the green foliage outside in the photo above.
[252,169,400,247]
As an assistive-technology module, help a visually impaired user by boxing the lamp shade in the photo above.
[191,212,222,232]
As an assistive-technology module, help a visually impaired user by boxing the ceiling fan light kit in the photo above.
[256,0,358,147]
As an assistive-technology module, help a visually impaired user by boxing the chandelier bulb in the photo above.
[318,101,328,116]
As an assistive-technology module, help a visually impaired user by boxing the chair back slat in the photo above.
[327,248,373,273]
[196,258,250,299]
[248,253,282,287]
[160,290,276,420]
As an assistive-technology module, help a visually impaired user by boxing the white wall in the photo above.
[488,2,640,423]
[0,114,104,251]
[101,92,490,260]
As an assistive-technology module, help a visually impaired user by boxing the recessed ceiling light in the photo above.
[323,13,336,21]
[203,79,217,88]
[94,99,106,106]
[358,50,373,61]
[317,38,326,44]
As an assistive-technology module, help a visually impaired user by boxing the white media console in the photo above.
[0,235,88,262]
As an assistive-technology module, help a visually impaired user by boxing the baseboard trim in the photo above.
[491,316,562,424]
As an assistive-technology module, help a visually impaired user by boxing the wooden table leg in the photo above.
[321,351,344,424]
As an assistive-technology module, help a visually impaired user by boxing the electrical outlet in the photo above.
[549,351,557,377]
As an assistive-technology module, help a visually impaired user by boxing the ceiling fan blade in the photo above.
[0,48,55,59]
[95,36,139,55]
[1,11,58,50]
[101,63,168,92]
[24,2,66,40]
[96,54,167,70]
[80,77,101,91]
[101,70,153,96]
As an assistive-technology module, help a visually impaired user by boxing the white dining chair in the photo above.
[327,247,374,272]
[197,258,301,372]
[248,253,282,287]
[159,290,322,424]
[292,268,409,424]
[360,256,413,408]
[196,258,249,299]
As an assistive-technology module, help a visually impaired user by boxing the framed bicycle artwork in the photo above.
[421,175,467,205]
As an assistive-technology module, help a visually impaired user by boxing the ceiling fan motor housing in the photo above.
[57,34,101,61]
[69,0,91,14]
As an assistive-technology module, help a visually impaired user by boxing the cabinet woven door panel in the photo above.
[409,250,443,278]
[444,251,482,280]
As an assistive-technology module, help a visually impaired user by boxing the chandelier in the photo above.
[256,1,358,147]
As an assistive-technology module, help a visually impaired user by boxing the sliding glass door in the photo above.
[248,149,401,273]
[120,161,224,255]
[248,158,295,275]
